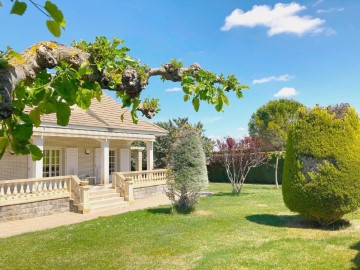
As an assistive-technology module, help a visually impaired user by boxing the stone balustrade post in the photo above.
[124,177,134,203]
[112,173,116,189]
[79,180,90,213]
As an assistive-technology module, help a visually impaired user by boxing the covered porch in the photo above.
[28,126,157,185]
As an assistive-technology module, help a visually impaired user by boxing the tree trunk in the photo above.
[275,156,279,189]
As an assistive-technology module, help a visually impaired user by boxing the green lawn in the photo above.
[0,183,359,270]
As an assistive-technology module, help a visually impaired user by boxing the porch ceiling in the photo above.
[44,137,102,148]
[44,137,137,148]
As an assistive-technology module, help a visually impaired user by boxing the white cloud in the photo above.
[325,28,336,36]
[317,7,344,14]
[165,87,182,92]
[252,74,294,85]
[313,0,324,7]
[237,127,246,132]
[202,117,222,124]
[221,3,325,36]
[274,87,298,97]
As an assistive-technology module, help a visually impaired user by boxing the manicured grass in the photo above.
[0,183,359,270]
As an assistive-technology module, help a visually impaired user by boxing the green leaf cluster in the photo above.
[8,1,66,37]
[0,116,41,160]
[141,97,160,113]
[74,37,152,121]
[4,59,102,159]
[73,36,150,86]
[282,105,360,225]
[181,70,248,113]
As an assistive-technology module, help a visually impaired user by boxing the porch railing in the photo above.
[112,169,168,202]
[0,175,90,213]
[68,175,91,213]
[121,169,167,187]
[0,176,70,206]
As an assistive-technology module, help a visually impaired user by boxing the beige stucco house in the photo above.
[0,92,168,221]
[0,92,167,183]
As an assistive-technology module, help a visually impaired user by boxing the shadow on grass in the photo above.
[350,242,360,270]
[212,192,251,197]
[246,214,351,231]
[146,207,172,215]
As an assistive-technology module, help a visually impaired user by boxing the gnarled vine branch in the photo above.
[0,36,248,159]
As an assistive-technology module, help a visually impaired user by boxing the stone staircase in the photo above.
[89,185,128,212]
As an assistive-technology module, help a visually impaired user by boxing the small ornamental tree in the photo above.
[154,117,213,168]
[214,136,269,195]
[166,129,208,214]
[282,104,360,226]
[248,99,305,187]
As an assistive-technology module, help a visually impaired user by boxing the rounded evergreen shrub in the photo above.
[282,104,360,226]
[166,129,208,214]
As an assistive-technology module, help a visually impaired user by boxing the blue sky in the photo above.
[1,0,359,139]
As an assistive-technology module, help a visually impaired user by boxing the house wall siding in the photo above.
[0,152,28,180]
[78,148,95,176]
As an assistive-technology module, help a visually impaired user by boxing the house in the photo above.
[0,92,168,222]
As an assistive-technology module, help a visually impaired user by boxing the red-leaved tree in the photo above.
[214,136,269,195]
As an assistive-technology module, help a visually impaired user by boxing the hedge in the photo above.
[207,157,284,185]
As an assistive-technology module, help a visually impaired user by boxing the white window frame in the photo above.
[43,148,62,177]
[109,149,116,175]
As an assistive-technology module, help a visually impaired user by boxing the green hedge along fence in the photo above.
[207,157,284,185]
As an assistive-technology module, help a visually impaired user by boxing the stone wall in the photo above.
[134,185,166,200]
[0,198,70,223]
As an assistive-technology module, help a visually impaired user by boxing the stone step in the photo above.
[90,196,126,207]
[89,192,123,202]
[90,200,128,212]
[89,188,117,196]
[89,184,113,191]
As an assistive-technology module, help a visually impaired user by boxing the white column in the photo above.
[30,136,43,178]
[146,141,154,170]
[120,149,131,172]
[101,140,109,184]
[137,150,143,171]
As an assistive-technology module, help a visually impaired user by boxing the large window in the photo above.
[109,150,116,175]
[43,149,61,177]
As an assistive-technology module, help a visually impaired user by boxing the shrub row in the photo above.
[208,157,284,184]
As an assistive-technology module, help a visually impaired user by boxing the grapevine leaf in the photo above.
[46,20,61,37]
[10,1,27,15]
[192,97,200,112]
[0,137,8,159]
[13,123,33,141]
[44,1,66,28]
[56,102,71,126]
[29,108,41,127]
[28,144,43,161]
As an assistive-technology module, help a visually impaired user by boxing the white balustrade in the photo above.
[120,169,167,188]
[0,176,71,206]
